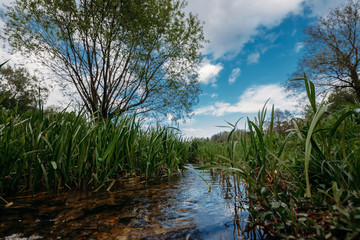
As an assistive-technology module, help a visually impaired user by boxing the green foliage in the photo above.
[327,88,357,112]
[289,0,360,100]
[0,65,49,113]
[2,0,206,120]
[0,106,191,194]
[192,77,360,239]
[272,108,293,135]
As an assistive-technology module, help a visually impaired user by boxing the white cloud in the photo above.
[186,0,345,60]
[305,0,346,16]
[247,52,260,64]
[194,105,216,116]
[0,46,69,107]
[0,0,13,7]
[183,117,196,125]
[166,113,174,123]
[198,59,223,85]
[0,0,345,111]
[295,42,305,53]
[228,68,241,84]
[194,84,303,116]
[211,93,218,98]
[186,0,305,59]
[181,127,224,139]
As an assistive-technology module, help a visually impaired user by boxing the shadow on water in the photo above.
[0,165,276,239]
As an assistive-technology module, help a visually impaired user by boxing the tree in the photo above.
[289,0,360,100]
[2,0,205,120]
[0,65,49,112]
[326,87,357,111]
[273,108,293,135]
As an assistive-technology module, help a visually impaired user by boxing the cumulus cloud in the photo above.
[186,0,344,60]
[181,127,223,139]
[247,52,260,64]
[305,0,347,16]
[194,105,217,116]
[186,0,304,59]
[0,45,70,107]
[0,0,13,7]
[197,59,223,85]
[194,84,303,116]
[228,68,241,84]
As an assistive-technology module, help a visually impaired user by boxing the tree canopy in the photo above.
[0,64,49,112]
[273,108,293,135]
[289,0,360,100]
[2,0,206,120]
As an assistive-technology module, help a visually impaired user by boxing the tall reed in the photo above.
[0,104,191,194]
[193,77,360,239]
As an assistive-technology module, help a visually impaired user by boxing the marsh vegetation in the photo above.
[0,105,192,194]
[1,0,360,239]
[192,77,360,239]
[1,76,360,239]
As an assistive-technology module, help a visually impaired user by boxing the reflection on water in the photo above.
[0,165,272,239]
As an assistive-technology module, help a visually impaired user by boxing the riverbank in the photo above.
[0,105,193,195]
[191,78,360,239]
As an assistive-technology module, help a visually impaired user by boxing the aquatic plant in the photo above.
[193,76,360,239]
[0,104,191,194]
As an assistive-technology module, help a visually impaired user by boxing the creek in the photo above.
[1,165,270,239]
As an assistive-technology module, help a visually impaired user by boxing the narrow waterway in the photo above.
[1,165,270,239]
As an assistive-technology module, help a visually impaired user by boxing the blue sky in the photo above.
[0,0,346,138]
[176,0,346,138]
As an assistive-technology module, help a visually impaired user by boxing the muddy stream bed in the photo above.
[1,165,271,239]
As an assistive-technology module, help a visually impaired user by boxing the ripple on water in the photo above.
[0,165,271,239]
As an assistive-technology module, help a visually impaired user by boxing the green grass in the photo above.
[2,60,360,238]
[192,76,360,239]
[0,104,192,194]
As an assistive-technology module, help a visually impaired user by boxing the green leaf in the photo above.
[51,161,57,170]
[271,201,281,209]
[0,60,9,68]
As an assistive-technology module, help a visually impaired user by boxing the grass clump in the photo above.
[0,103,191,195]
[193,76,360,239]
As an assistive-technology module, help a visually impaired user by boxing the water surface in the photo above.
[1,165,271,239]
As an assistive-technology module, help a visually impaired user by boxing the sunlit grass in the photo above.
[192,76,360,239]
[0,105,191,194]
